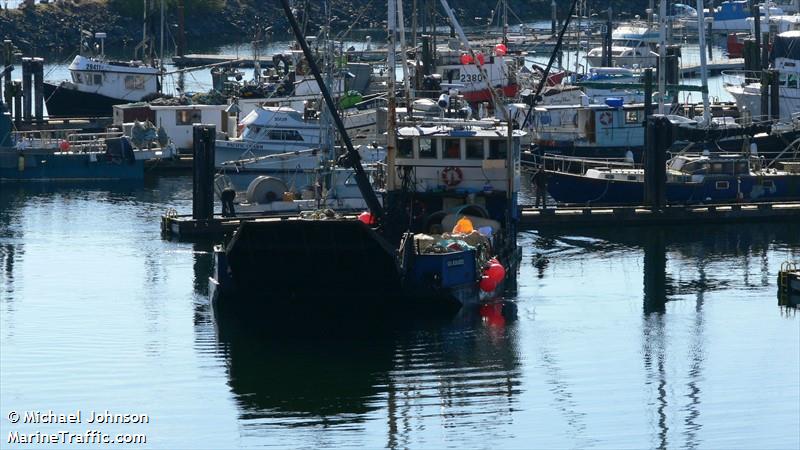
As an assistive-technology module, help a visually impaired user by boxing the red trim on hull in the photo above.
[463,84,519,103]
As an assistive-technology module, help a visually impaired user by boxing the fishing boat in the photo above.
[209,0,522,319]
[429,43,519,103]
[214,105,382,167]
[585,25,660,68]
[43,32,161,117]
[0,106,175,182]
[711,0,782,32]
[543,152,800,205]
[723,31,800,122]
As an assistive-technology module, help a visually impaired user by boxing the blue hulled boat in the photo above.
[544,153,800,205]
[0,104,176,182]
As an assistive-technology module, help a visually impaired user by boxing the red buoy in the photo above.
[476,52,485,65]
[460,53,473,65]
[357,211,376,225]
[486,263,505,284]
[494,43,507,56]
[58,140,70,152]
[479,275,497,292]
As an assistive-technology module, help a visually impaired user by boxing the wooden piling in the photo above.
[644,115,669,211]
[2,40,12,108]
[12,80,21,125]
[33,57,43,123]
[21,57,31,122]
[770,68,780,120]
[192,124,216,221]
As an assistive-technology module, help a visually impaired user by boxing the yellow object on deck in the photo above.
[452,216,474,234]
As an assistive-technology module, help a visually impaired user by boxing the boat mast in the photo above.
[657,0,667,114]
[696,0,711,124]
[159,0,164,71]
[397,0,413,118]
[280,0,384,218]
[387,0,398,191]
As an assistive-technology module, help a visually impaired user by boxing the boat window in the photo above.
[788,74,799,89]
[488,139,507,160]
[72,72,82,84]
[625,110,640,124]
[125,75,146,90]
[418,138,437,159]
[93,73,103,85]
[443,138,461,159]
[267,129,304,141]
[176,109,203,126]
[84,73,93,85]
[734,161,748,174]
[398,138,413,158]
[465,139,484,159]
[716,180,730,190]
[627,175,637,181]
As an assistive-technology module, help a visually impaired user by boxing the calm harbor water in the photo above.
[1,177,798,448]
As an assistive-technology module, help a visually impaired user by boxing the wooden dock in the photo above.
[171,54,265,68]
[161,201,800,240]
[520,201,800,228]
[680,58,744,77]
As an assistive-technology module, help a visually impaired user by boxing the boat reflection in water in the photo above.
[210,300,521,447]
[530,222,800,448]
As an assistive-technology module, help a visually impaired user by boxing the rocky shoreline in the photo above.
[1,0,645,59]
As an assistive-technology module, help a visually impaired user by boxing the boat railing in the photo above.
[535,153,640,175]
[66,131,124,153]
[10,129,84,149]
[721,69,762,87]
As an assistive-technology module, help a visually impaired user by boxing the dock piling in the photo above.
[192,124,216,221]
[33,57,43,123]
[21,57,32,122]
[760,70,770,120]
[769,68,780,120]
[644,115,670,211]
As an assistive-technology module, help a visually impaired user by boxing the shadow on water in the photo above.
[209,301,521,444]
[531,222,800,448]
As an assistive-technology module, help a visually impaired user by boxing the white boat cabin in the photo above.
[529,103,650,149]
[394,123,523,194]
[66,55,160,101]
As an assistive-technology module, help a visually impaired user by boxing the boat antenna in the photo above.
[279,0,384,219]
[520,0,579,129]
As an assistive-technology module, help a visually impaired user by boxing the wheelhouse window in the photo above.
[488,139,507,160]
[176,109,202,126]
[443,139,461,159]
[465,138,484,159]
[267,129,303,141]
[418,138,437,159]
[125,75,146,90]
[398,138,413,158]
[715,180,730,190]
[625,110,640,124]
[93,73,103,85]
[72,73,82,84]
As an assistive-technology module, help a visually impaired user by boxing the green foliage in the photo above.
[108,0,225,18]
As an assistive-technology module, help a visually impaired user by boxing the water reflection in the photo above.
[208,304,521,447]
[536,222,800,448]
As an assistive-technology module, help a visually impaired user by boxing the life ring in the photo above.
[441,166,463,187]
[599,111,613,126]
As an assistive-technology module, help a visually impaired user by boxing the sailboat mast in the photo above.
[397,0,413,117]
[387,0,398,191]
[657,0,667,114]
[696,0,711,124]
[159,0,164,71]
